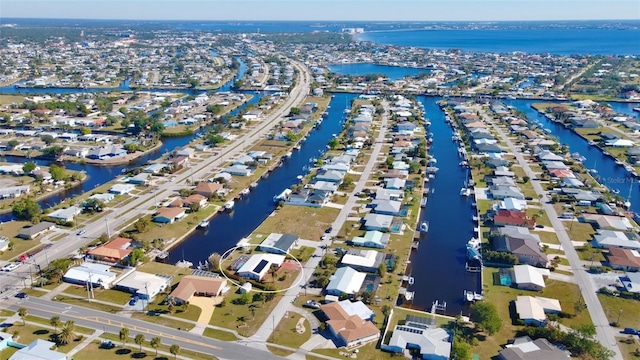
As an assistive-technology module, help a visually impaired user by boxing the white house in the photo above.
[46,206,82,222]
[511,265,549,291]
[63,263,117,289]
[114,271,172,301]
[514,296,562,326]
[326,266,366,296]
[109,183,136,195]
[237,254,285,281]
[351,231,390,249]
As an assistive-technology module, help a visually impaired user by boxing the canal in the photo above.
[167,93,358,263]
[409,96,479,315]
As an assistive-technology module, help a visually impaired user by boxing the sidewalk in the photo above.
[66,329,103,357]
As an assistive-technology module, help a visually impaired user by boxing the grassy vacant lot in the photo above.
[203,327,239,341]
[565,221,596,242]
[253,205,339,241]
[130,312,194,331]
[472,267,592,359]
[598,294,640,329]
[137,261,193,286]
[534,231,560,245]
[145,298,202,322]
[209,294,283,337]
[63,285,131,305]
[268,313,310,349]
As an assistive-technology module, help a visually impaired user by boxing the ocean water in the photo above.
[357,28,640,55]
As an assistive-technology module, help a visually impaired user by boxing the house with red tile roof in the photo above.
[493,210,535,228]
[87,237,132,263]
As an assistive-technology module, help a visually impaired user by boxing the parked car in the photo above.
[100,340,115,349]
[622,328,638,335]
[304,300,321,309]
[15,292,28,299]
[129,297,138,306]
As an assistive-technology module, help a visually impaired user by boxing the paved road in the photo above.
[485,107,623,360]
[7,297,281,360]
[248,101,390,345]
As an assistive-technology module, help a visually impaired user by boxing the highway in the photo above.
[7,297,281,360]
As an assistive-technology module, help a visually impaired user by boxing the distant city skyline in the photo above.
[2,0,639,21]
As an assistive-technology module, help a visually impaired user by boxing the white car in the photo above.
[2,262,21,272]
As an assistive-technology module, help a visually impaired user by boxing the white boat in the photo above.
[420,222,429,233]
[408,277,415,285]
[240,188,250,196]
[633,107,640,113]
[250,182,258,189]
[420,198,427,208]
[460,187,471,196]
[197,220,209,228]
[273,188,292,203]
[224,200,235,210]
[284,151,292,158]
[612,189,620,194]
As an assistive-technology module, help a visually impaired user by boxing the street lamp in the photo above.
[617,308,623,325]
[104,218,111,238]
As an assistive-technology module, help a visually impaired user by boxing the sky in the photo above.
[1,0,639,21]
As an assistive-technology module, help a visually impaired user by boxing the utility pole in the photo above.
[104,218,111,238]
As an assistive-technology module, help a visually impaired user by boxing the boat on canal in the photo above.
[420,197,427,208]
[273,188,292,203]
[197,220,209,228]
[460,187,471,196]
[224,200,235,211]
[420,222,429,233]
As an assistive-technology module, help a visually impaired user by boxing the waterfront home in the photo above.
[492,210,535,228]
[194,182,224,197]
[514,296,562,326]
[211,172,233,183]
[621,272,640,294]
[384,177,406,190]
[46,206,82,222]
[605,138,634,147]
[494,197,527,211]
[128,172,151,185]
[168,155,189,168]
[583,214,635,231]
[311,181,339,194]
[496,226,541,243]
[391,161,410,171]
[351,231,390,249]
[319,300,379,348]
[0,164,24,175]
[221,164,253,177]
[340,249,385,273]
[326,266,366,296]
[7,339,66,360]
[376,188,404,201]
[605,248,640,271]
[286,189,327,207]
[0,185,30,199]
[497,336,570,360]
[17,221,56,239]
[169,275,228,304]
[362,213,394,232]
[473,143,502,156]
[109,183,136,195]
[143,163,169,174]
[592,229,640,250]
[114,270,171,301]
[370,199,402,216]
[314,170,345,183]
[560,188,603,202]
[87,237,133,263]
[237,254,285,281]
[536,150,565,162]
[493,235,547,267]
[489,185,525,200]
[153,207,186,223]
[62,262,117,289]
[383,169,409,180]
[541,160,569,170]
[511,264,549,291]
[87,144,127,160]
[396,121,417,133]
[570,118,599,128]
[170,194,208,209]
[384,315,451,360]
[320,162,350,173]
[258,233,299,254]
[494,166,515,178]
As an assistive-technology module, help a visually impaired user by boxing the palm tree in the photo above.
[150,337,161,357]
[18,307,27,326]
[169,344,180,359]
[50,316,61,333]
[58,320,75,345]
[119,327,129,348]
[248,304,257,320]
[134,334,145,353]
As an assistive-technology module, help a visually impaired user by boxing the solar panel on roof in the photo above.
[253,259,269,273]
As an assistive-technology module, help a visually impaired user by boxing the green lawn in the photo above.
[267,345,295,357]
[268,313,310,349]
[209,294,283,337]
[7,322,83,353]
[145,298,202,322]
[130,312,194,331]
[617,336,640,360]
[598,294,640,329]
[252,205,339,241]
[63,286,132,305]
[565,221,596,242]
[202,327,239,341]
[25,315,94,335]
[55,296,122,313]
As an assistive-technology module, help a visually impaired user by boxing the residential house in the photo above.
[153,207,186,223]
[109,183,136,195]
[326,266,366,296]
[194,182,223,197]
[376,188,404,201]
[606,248,640,271]
[17,221,56,239]
[114,271,171,301]
[340,249,385,273]
[370,199,402,216]
[621,272,640,294]
[351,231,390,249]
[87,237,133,263]
[8,339,66,360]
[514,296,562,326]
[170,275,228,304]
[222,164,253,177]
[362,213,394,232]
[493,235,547,267]
[237,254,285,281]
[128,172,150,185]
[87,145,127,160]
[492,210,535,228]
[497,336,570,360]
[583,214,635,231]
[46,206,82,222]
[592,230,640,250]
[490,186,524,200]
[320,301,380,348]
[0,185,30,199]
[259,233,299,254]
[511,264,550,291]
[384,315,451,360]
